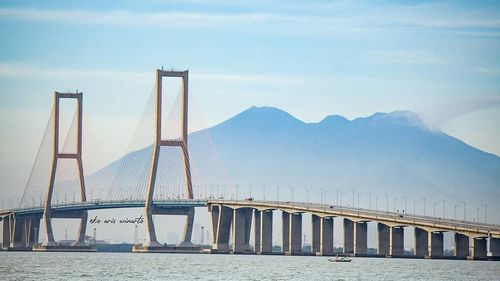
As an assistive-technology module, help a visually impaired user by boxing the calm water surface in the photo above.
[1,252,499,281]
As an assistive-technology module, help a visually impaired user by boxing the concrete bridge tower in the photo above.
[140,69,195,250]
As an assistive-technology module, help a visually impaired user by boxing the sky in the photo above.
[1,0,500,203]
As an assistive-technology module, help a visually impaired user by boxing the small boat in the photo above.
[329,255,352,262]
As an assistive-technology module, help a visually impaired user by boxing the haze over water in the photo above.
[1,252,499,281]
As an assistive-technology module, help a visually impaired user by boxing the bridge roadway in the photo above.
[1,199,500,259]
[208,199,500,238]
[1,198,498,236]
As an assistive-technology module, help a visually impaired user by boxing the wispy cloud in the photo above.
[419,96,500,129]
[476,67,500,76]
[368,50,449,65]
[0,8,296,27]
[0,63,150,80]
[0,63,307,87]
[1,6,500,31]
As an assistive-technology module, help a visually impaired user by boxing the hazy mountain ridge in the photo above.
[87,106,500,222]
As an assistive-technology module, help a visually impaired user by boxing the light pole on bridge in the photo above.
[462,201,466,221]
[441,199,445,219]
[369,192,372,209]
[305,187,312,204]
[384,193,389,212]
[476,207,482,222]
[334,188,339,206]
[262,185,266,201]
[421,197,427,216]
[483,204,488,224]
[351,190,355,208]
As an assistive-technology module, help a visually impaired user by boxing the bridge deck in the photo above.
[208,199,500,238]
[2,199,499,238]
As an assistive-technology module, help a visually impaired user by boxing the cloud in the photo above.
[368,50,449,65]
[0,8,296,27]
[0,63,307,87]
[476,67,500,76]
[1,6,500,32]
[0,63,150,80]
[419,96,500,129]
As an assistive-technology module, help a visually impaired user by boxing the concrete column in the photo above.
[343,219,354,254]
[428,232,443,258]
[311,214,321,253]
[261,210,273,254]
[354,222,367,255]
[378,223,390,256]
[390,227,404,256]
[210,205,220,245]
[454,233,469,259]
[288,213,302,255]
[178,207,195,247]
[214,206,233,252]
[254,210,261,253]
[2,217,10,248]
[490,238,500,257]
[11,217,25,248]
[471,238,487,260]
[320,217,334,255]
[414,227,428,257]
[282,212,290,253]
[27,217,40,247]
[233,208,252,253]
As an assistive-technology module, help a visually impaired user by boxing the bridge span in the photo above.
[2,199,499,259]
[208,199,500,260]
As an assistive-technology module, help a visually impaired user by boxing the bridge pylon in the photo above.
[139,69,196,250]
[38,92,90,250]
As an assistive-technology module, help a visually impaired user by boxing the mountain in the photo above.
[87,106,500,222]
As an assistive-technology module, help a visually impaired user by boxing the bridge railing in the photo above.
[207,199,500,233]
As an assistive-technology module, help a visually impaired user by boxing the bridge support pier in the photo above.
[377,223,390,256]
[490,238,500,258]
[3,215,41,251]
[260,210,273,254]
[233,208,252,253]
[212,206,233,253]
[254,210,261,253]
[287,213,302,255]
[428,232,443,258]
[178,207,195,247]
[354,222,368,256]
[390,227,404,257]
[2,216,10,249]
[312,215,334,255]
[26,217,40,248]
[11,217,26,248]
[471,237,487,260]
[343,219,354,254]
[282,212,290,253]
[312,215,320,254]
[321,217,334,255]
[414,227,428,257]
[454,233,469,259]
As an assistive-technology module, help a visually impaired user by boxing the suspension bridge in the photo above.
[1,69,499,260]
